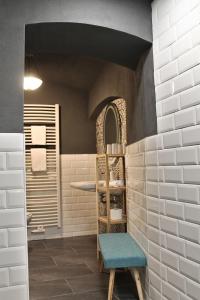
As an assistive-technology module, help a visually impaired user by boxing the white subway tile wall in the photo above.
[29,154,97,240]
[61,154,97,237]
[0,133,28,300]
[127,1,200,299]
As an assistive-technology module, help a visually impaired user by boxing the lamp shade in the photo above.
[24,76,43,90]
[24,54,43,90]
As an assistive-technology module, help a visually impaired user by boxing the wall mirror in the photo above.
[103,103,121,150]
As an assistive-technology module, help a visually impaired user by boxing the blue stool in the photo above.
[99,233,147,300]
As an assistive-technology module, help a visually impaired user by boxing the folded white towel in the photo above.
[31,126,46,145]
[31,148,47,172]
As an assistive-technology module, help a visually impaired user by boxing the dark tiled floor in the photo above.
[29,235,138,300]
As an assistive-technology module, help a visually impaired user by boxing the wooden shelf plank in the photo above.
[96,154,125,158]
[97,186,126,193]
[98,216,127,225]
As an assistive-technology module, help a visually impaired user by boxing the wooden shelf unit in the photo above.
[96,153,127,235]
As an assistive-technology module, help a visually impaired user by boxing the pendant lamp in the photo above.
[24,54,43,90]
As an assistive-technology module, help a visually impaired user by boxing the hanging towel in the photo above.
[31,126,46,145]
[31,148,47,172]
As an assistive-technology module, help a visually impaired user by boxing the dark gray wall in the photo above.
[0,0,152,41]
[89,62,137,145]
[0,0,152,133]
[89,54,157,144]
[89,62,135,118]
[89,49,157,145]
[0,23,25,133]
[25,82,96,154]
[129,48,157,144]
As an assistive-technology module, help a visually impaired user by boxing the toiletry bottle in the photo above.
[112,196,118,209]
[110,170,114,182]
[107,144,112,154]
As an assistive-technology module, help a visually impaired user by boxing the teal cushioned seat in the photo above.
[99,233,147,269]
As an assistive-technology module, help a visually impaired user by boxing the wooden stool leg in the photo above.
[108,269,115,300]
[131,268,144,300]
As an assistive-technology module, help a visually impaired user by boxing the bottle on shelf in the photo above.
[110,195,122,221]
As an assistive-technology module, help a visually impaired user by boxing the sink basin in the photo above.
[70,181,125,195]
[70,181,97,192]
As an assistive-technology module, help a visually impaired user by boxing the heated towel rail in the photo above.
[24,104,61,229]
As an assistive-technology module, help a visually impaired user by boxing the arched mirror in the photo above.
[103,103,121,150]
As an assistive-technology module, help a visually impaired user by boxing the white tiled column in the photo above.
[127,1,200,300]
[0,134,29,300]
[61,154,97,237]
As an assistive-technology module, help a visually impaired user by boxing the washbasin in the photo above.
[70,180,125,195]
[70,181,97,192]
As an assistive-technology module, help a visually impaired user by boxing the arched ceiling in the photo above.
[27,54,106,91]
[25,23,152,70]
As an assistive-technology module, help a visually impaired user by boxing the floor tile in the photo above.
[29,247,75,257]
[69,235,97,250]
[114,285,138,300]
[34,264,93,282]
[29,240,46,249]
[73,248,97,259]
[29,279,72,299]
[28,235,139,300]
[44,238,73,249]
[84,256,100,273]
[67,272,109,293]
[52,253,83,266]
[56,289,117,300]
[33,289,118,300]
[29,255,56,269]
[115,271,134,287]
[29,268,42,283]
